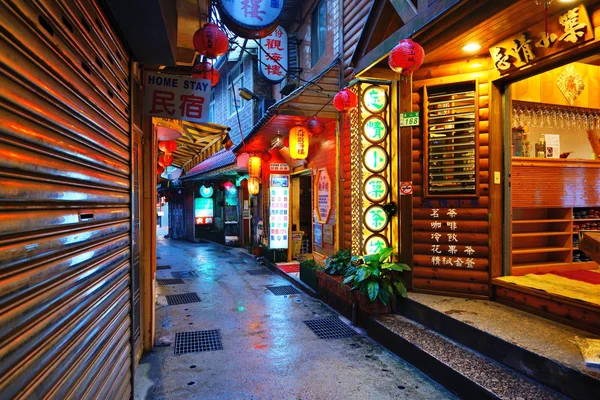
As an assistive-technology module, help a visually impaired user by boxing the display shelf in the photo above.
[513,219,571,224]
[512,247,571,255]
[573,218,600,222]
[513,232,571,238]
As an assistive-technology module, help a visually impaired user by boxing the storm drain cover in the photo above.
[246,269,272,275]
[267,285,300,296]
[174,330,223,355]
[304,318,357,339]
[166,292,201,305]
[157,278,185,286]
[171,270,198,279]
[156,265,171,270]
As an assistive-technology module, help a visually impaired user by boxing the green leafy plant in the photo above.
[323,248,352,276]
[342,247,411,305]
[299,259,320,270]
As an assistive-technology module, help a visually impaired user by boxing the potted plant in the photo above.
[317,248,352,295]
[342,247,411,314]
[299,259,321,291]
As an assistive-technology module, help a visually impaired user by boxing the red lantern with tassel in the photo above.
[193,23,229,59]
[158,154,173,167]
[158,140,177,153]
[306,117,325,136]
[388,39,425,75]
[192,61,220,87]
[333,88,358,113]
[261,150,272,162]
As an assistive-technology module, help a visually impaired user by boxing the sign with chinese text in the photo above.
[324,224,334,245]
[364,205,389,233]
[425,207,477,269]
[270,162,290,172]
[194,197,214,225]
[363,175,388,203]
[489,5,594,74]
[259,25,288,82]
[363,145,389,173]
[216,0,285,39]
[400,112,419,127]
[363,116,388,143]
[362,85,388,114]
[144,72,211,123]
[364,234,389,255]
[314,223,323,247]
[315,168,331,223]
[199,185,214,198]
[269,174,289,249]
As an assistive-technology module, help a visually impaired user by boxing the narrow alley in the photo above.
[134,234,454,400]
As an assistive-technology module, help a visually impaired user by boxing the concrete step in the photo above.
[364,314,567,400]
[397,297,600,400]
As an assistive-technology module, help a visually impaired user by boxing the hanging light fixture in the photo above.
[333,88,358,113]
[248,176,261,195]
[306,117,325,136]
[289,125,310,159]
[192,61,220,87]
[388,39,425,75]
[158,154,174,167]
[248,155,262,177]
[223,181,234,190]
[158,140,177,153]
[193,23,229,59]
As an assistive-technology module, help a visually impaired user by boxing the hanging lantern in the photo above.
[192,61,220,87]
[306,117,325,136]
[261,150,272,162]
[157,164,165,175]
[333,88,358,112]
[193,23,229,59]
[158,154,173,167]
[158,140,177,153]
[248,176,260,195]
[223,181,234,190]
[240,179,248,188]
[388,39,425,75]
[289,125,310,159]
[248,156,262,177]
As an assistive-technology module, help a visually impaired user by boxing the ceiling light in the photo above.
[462,43,481,53]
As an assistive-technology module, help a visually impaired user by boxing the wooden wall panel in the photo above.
[343,0,375,80]
[411,74,492,297]
[340,114,353,249]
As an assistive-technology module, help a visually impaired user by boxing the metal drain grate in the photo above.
[171,270,198,279]
[246,269,272,275]
[304,317,357,339]
[157,278,185,286]
[266,285,301,296]
[157,265,171,270]
[174,330,223,355]
[166,292,201,305]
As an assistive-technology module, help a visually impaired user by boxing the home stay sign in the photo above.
[259,26,288,82]
[144,72,211,123]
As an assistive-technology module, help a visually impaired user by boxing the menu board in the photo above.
[269,174,289,249]
[427,208,476,268]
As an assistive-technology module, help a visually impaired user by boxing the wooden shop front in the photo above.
[349,0,600,333]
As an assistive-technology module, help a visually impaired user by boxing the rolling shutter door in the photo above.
[0,0,133,398]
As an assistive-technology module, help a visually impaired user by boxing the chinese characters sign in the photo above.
[363,145,388,173]
[490,5,593,73]
[144,72,211,123]
[363,175,388,203]
[269,174,289,249]
[269,162,290,172]
[216,0,285,39]
[364,205,389,233]
[259,25,288,82]
[363,116,388,143]
[362,85,388,114]
[315,168,331,223]
[427,208,476,269]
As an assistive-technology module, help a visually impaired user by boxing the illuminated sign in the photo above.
[364,234,389,255]
[363,145,388,173]
[364,205,389,232]
[216,0,285,39]
[363,175,388,203]
[269,174,289,249]
[363,116,388,143]
[194,197,213,225]
[199,185,214,198]
[259,26,288,82]
[315,168,331,223]
[362,85,388,114]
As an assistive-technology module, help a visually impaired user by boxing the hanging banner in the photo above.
[144,72,211,123]
[259,25,288,82]
[216,0,285,39]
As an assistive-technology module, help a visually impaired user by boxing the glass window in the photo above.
[228,63,244,116]
[311,0,327,66]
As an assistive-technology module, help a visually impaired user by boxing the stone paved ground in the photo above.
[135,236,455,400]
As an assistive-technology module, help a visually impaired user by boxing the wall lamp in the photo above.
[239,88,261,101]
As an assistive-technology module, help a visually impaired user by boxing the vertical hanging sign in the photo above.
[259,26,288,82]
[269,174,290,249]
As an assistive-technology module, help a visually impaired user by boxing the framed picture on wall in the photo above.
[314,223,323,247]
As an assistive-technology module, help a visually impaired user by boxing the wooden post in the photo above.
[489,82,504,287]
[399,73,414,289]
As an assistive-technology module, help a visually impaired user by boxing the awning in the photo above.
[234,58,340,155]
[183,149,238,179]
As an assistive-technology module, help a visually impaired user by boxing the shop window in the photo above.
[228,63,244,117]
[311,0,327,66]
[424,81,479,197]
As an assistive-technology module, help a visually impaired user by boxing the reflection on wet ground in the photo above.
[134,236,455,400]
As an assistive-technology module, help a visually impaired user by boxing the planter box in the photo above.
[300,264,319,291]
[355,291,393,315]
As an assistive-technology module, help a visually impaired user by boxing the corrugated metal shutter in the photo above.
[0,0,133,398]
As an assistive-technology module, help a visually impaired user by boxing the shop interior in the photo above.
[495,54,600,315]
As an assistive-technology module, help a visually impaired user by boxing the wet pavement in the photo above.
[135,236,455,400]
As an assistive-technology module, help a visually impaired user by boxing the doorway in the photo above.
[292,172,313,261]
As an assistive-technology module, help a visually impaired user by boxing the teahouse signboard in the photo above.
[490,5,594,74]
[216,0,285,39]
[259,25,288,82]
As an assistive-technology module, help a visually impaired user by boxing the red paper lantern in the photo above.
[157,164,165,175]
[223,181,234,190]
[261,151,272,162]
[248,156,262,177]
[388,39,425,75]
[192,62,220,87]
[248,176,260,195]
[193,23,229,59]
[333,88,358,112]
[158,140,177,153]
[306,117,325,136]
[240,179,248,188]
[158,154,173,167]
[289,125,309,159]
